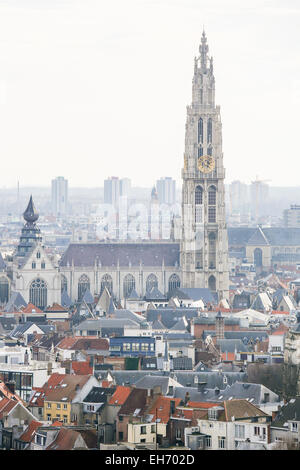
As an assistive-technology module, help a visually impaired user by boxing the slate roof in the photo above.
[4,292,27,312]
[227,227,257,246]
[10,322,44,338]
[228,227,300,247]
[109,370,247,389]
[217,339,251,353]
[60,242,180,267]
[111,309,145,324]
[81,289,95,304]
[0,317,17,332]
[272,397,300,428]
[247,227,270,246]
[134,375,176,395]
[172,357,193,370]
[61,290,72,308]
[146,308,198,329]
[171,288,215,304]
[74,318,140,331]
[83,386,116,404]
[219,382,280,404]
[145,287,166,300]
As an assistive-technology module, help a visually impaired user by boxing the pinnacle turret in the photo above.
[199,30,209,71]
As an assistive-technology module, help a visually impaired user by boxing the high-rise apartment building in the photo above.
[156,177,176,205]
[51,176,68,216]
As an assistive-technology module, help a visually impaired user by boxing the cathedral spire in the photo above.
[23,195,39,225]
[199,29,209,71]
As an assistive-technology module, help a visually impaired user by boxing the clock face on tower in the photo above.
[198,155,215,173]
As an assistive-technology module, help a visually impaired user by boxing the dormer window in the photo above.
[208,407,218,420]
[37,252,41,259]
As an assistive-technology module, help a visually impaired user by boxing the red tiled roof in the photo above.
[187,401,218,409]
[221,352,236,361]
[0,380,24,404]
[45,374,91,403]
[57,336,109,351]
[19,420,42,442]
[108,385,131,405]
[0,397,18,419]
[45,303,68,312]
[147,396,182,424]
[271,310,289,315]
[56,337,78,350]
[46,427,82,450]
[51,420,63,427]
[21,303,43,314]
[29,374,67,407]
[71,361,93,375]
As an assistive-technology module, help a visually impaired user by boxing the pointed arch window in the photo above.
[207,118,212,143]
[195,186,203,223]
[100,274,113,295]
[208,232,217,269]
[123,274,136,298]
[198,118,203,144]
[208,275,216,292]
[146,274,158,293]
[207,145,213,156]
[208,186,217,223]
[0,277,9,305]
[29,278,47,309]
[198,146,203,157]
[168,273,181,293]
[78,274,90,301]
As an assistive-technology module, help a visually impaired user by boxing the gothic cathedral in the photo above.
[180,31,229,300]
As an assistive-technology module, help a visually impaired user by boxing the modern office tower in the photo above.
[250,179,270,221]
[104,177,121,206]
[51,176,68,216]
[180,31,229,300]
[104,177,131,206]
[156,177,176,205]
[120,178,131,199]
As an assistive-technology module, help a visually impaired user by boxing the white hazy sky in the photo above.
[0,0,299,188]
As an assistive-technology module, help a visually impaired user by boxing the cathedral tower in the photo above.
[180,32,229,300]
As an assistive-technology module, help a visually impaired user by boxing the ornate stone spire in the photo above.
[23,195,39,225]
[199,30,209,71]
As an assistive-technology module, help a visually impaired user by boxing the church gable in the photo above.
[21,244,56,272]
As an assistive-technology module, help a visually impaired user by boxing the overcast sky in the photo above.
[0,0,299,189]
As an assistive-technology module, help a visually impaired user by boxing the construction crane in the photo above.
[251,175,271,223]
